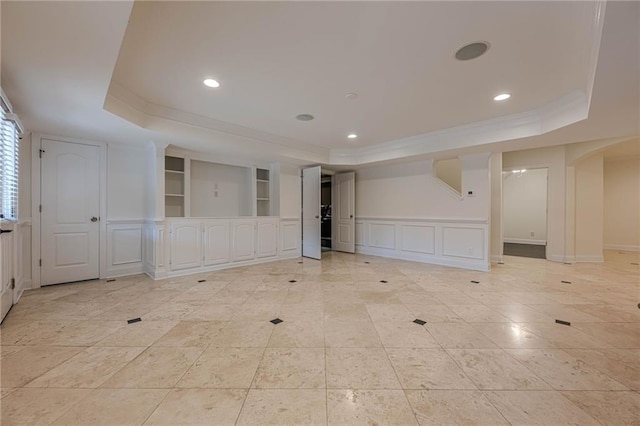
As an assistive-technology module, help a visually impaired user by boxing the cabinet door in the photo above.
[232,220,255,261]
[203,220,230,266]
[257,219,278,258]
[170,222,202,270]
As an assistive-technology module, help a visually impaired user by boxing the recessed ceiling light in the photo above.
[345,93,358,100]
[494,93,511,101]
[296,114,315,121]
[347,133,357,139]
[203,79,220,88]
[455,42,489,61]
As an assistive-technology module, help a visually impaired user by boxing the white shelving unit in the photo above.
[165,156,186,217]
[256,168,270,216]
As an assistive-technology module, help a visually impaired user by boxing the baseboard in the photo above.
[604,244,640,252]
[575,255,604,263]
[106,264,145,279]
[355,246,490,272]
[548,254,570,263]
[490,255,503,263]
[503,238,547,246]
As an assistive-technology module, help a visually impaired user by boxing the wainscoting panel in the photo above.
[368,223,396,250]
[400,224,435,255]
[280,219,300,257]
[355,217,489,271]
[107,221,145,277]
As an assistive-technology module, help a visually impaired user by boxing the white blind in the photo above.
[0,108,19,220]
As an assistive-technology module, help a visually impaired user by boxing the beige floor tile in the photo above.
[448,305,511,322]
[574,304,640,322]
[181,304,238,321]
[484,390,601,425]
[324,319,382,347]
[405,304,463,322]
[507,349,629,390]
[278,302,324,321]
[573,322,640,348]
[144,388,247,425]
[521,322,612,348]
[252,347,325,389]
[101,346,203,388]
[42,320,126,346]
[374,320,441,348]
[327,389,418,425]
[95,320,177,346]
[425,322,498,349]
[561,391,640,425]
[387,348,477,390]
[267,320,324,347]
[406,390,509,425]
[26,346,146,388]
[324,302,371,321]
[447,349,551,390]
[90,303,161,321]
[326,347,401,389]
[1,345,85,388]
[366,303,415,321]
[177,347,263,388]
[488,304,556,322]
[210,320,274,347]
[564,348,640,390]
[473,322,556,349]
[0,320,73,345]
[526,304,605,323]
[152,320,226,348]
[0,388,91,425]
[0,388,17,399]
[51,388,169,426]
[236,389,326,425]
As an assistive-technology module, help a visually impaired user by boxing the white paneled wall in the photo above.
[106,221,144,277]
[355,218,489,271]
[143,217,300,279]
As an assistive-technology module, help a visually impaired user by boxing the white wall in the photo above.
[190,160,252,217]
[503,168,548,245]
[354,153,491,271]
[107,143,149,220]
[574,154,604,261]
[503,146,566,262]
[356,154,490,219]
[279,164,300,218]
[490,153,503,262]
[604,157,640,251]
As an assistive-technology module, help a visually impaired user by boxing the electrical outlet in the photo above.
[467,190,474,197]
[530,231,535,237]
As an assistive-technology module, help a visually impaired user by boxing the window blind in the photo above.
[0,107,19,220]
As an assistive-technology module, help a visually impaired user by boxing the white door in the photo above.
[41,139,100,285]
[333,172,356,253]
[232,220,255,261]
[257,218,278,258]
[170,221,202,270]
[302,166,321,260]
[203,220,230,266]
[0,224,14,322]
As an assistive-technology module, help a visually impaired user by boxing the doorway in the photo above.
[321,175,332,252]
[39,139,101,285]
[502,167,548,259]
[302,167,355,259]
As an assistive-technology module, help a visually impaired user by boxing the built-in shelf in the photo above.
[256,168,270,216]
[165,156,186,217]
[165,170,185,175]
[256,179,269,183]
[166,194,185,197]
[257,197,269,201]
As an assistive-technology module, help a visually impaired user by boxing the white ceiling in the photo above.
[2,1,638,166]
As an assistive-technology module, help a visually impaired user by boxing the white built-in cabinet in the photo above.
[169,218,278,272]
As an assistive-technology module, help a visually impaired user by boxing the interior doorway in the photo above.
[302,167,355,259]
[502,167,548,259]
[321,175,332,252]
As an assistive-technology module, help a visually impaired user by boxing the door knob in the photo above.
[90,217,98,222]
[315,215,320,219]
[350,214,353,219]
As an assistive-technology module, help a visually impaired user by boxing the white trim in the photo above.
[604,244,640,252]
[356,217,488,224]
[503,238,547,246]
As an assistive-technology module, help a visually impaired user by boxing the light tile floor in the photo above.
[1,251,639,425]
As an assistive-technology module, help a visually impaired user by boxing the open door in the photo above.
[332,172,355,253]
[302,166,321,259]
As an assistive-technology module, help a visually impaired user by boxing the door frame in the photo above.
[31,134,107,288]
[501,165,549,260]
